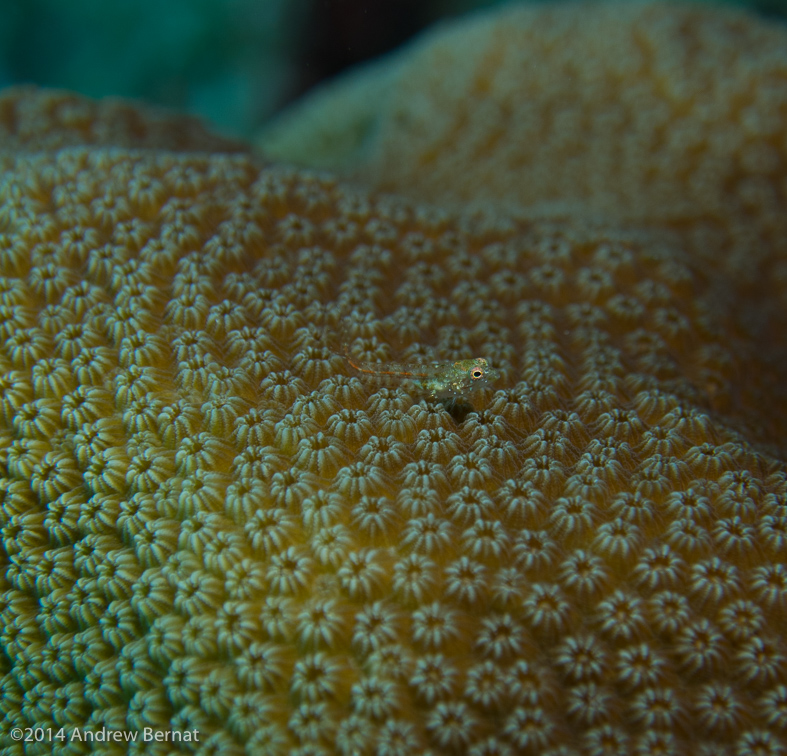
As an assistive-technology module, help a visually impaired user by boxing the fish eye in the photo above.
[471,368,484,380]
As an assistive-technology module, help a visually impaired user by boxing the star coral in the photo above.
[1,3,787,753]
[261,0,787,351]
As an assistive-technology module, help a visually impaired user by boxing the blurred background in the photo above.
[0,0,784,140]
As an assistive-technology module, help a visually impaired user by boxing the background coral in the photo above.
[0,69,787,756]
[0,86,247,154]
[259,3,787,280]
[3,0,787,140]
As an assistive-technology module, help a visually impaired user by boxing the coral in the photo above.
[2,1,787,750]
[258,2,787,291]
[0,86,245,155]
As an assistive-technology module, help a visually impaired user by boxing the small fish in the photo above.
[343,343,500,399]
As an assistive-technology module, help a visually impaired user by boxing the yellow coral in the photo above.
[1,4,787,753]
[260,1,787,309]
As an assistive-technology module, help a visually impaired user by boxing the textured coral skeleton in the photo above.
[1,1,787,755]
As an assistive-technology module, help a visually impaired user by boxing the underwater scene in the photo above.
[1,0,787,754]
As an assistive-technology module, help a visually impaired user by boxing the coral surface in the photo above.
[1,3,787,755]
[259,2,787,289]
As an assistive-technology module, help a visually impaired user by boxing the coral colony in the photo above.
[1,2,787,754]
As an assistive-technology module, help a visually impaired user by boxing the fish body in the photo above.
[345,353,499,398]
